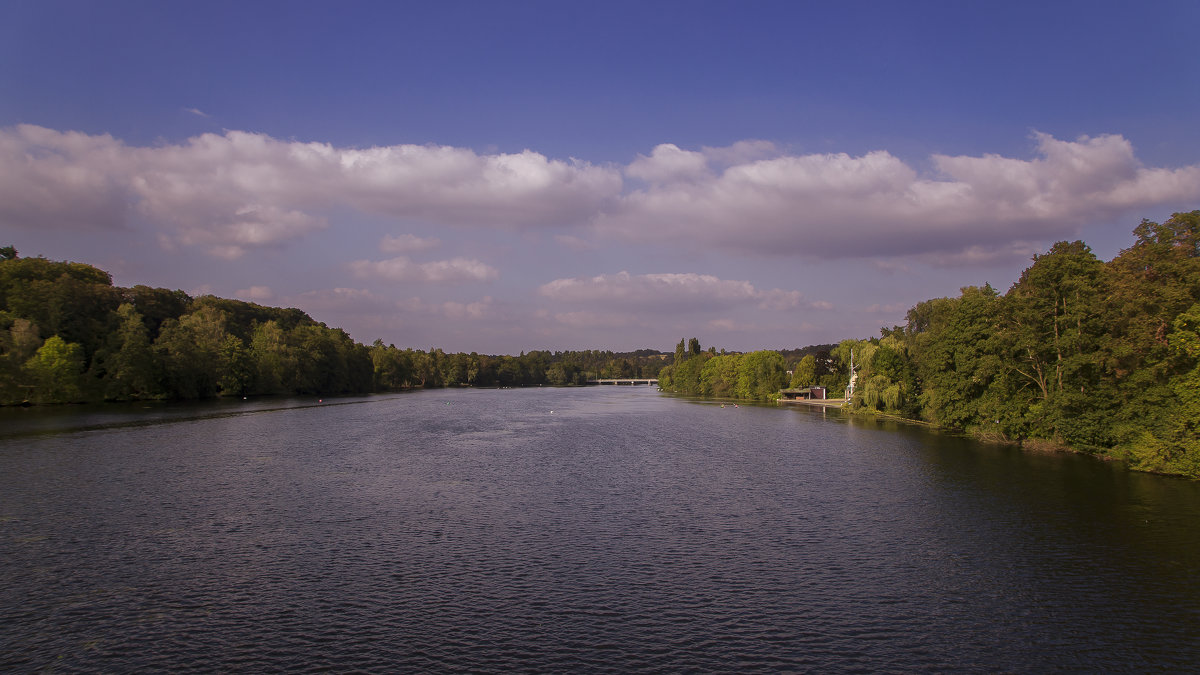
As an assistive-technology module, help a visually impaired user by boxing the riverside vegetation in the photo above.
[0,243,664,404]
[659,212,1200,478]
[2,211,1199,477]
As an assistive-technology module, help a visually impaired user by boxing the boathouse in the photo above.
[778,386,826,401]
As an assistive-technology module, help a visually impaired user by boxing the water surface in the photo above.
[2,387,1198,672]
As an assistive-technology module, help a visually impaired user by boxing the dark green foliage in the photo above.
[24,335,85,403]
[7,212,1199,478]
[880,211,1200,477]
[658,347,789,401]
[121,285,192,336]
[659,210,1200,477]
[94,303,161,400]
[0,256,120,359]
[0,252,667,405]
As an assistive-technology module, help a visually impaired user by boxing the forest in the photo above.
[4,210,1199,477]
[0,245,664,405]
[658,212,1200,478]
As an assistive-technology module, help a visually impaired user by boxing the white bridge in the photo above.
[587,378,659,386]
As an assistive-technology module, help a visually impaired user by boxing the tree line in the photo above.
[657,337,842,401]
[842,211,1200,478]
[657,211,1200,478]
[0,248,665,405]
[6,210,1199,477]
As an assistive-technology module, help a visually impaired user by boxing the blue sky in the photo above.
[3,1,1199,354]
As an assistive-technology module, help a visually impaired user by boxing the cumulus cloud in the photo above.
[350,256,499,283]
[917,241,1044,268]
[291,287,394,313]
[596,132,1200,260]
[626,143,712,184]
[0,124,622,257]
[234,285,275,301]
[548,310,639,329]
[865,302,910,314]
[440,297,493,320]
[4,124,1198,264]
[538,271,826,313]
[396,295,494,319]
[0,126,132,230]
[553,234,600,251]
[380,233,439,254]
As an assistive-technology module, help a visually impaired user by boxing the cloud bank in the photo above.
[2,124,1197,262]
[537,271,827,329]
[599,133,1200,260]
[350,256,499,284]
[0,124,621,258]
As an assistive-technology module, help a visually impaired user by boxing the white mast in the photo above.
[845,347,857,401]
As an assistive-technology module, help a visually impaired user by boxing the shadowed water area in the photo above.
[2,386,1198,672]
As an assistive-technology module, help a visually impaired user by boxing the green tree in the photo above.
[0,257,120,360]
[249,320,297,394]
[700,353,741,397]
[122,285,192,338]
[906,285,1006,430]
[218,334,252,395]
[735,350,788,401]
[25,336,85,403]
[154,305,229,398]
[789,354,817,388]
[100,303,160,400]
[0,318,42,403]
[1002,241,1107,446]
[1101,212,1200,457]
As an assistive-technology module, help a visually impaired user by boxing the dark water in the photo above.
[2,387,1198,673]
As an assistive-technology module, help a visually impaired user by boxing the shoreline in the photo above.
[777,397,847,409]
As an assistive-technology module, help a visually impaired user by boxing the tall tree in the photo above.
[154,305,229,398]
[1003,241,1107,446]
[99,303,160,400]
[25,336,85,403]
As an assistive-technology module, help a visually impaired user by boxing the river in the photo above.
[2,386,1198,672]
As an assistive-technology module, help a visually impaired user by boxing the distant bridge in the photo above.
[587,378,659,386]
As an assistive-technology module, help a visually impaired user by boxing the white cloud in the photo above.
[917,241,1043,268]
[595,132,1200,260]
[350,256,499,283]
[234,285,274,301]
[395,295,494,319]
[0,126,131,231]
[626,143,711,184]
[291,287,393,313]
[3,125,1197,264]
[184,107,210,118]
[0,125,622,257]
[380,233,439,254]
[538,271,824,313]
[864,302,910,314]
[553,234,600,251]
[549,310,638,329]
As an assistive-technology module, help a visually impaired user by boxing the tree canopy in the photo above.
[5,212,1200,477]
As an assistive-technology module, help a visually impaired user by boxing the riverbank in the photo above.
[777,397,847,409]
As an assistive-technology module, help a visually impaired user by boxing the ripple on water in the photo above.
[2,387,1200,672]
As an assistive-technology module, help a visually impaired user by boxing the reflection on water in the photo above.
[2,386,1198,672]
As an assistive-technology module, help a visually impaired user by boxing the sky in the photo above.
[2,0,1199,355]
